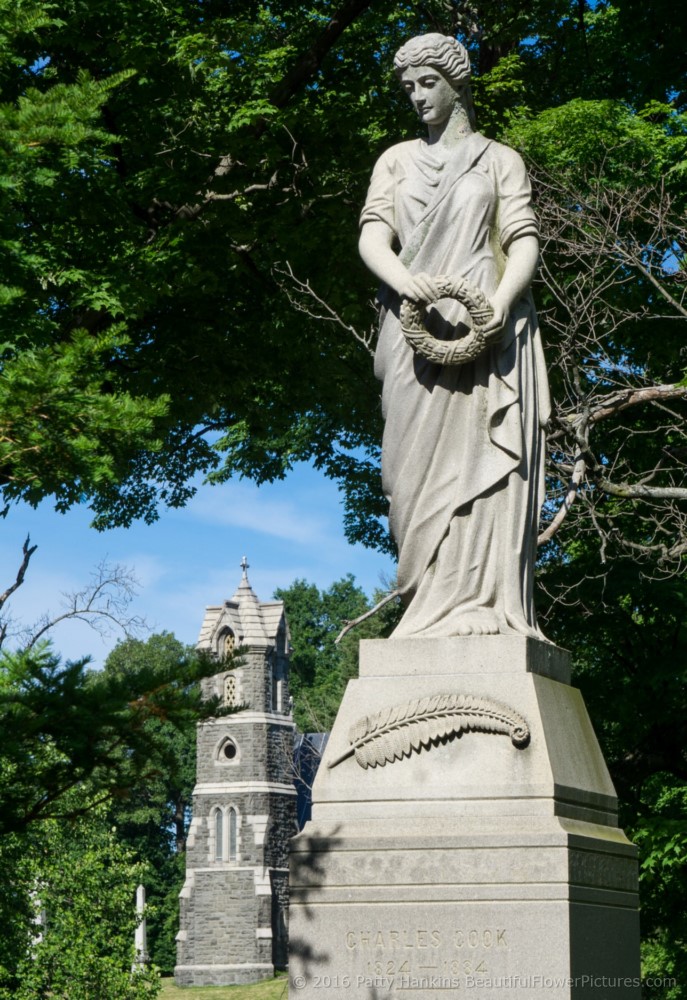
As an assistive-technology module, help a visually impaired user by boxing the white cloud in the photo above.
[117,553,168,589]
[186,480,338,547]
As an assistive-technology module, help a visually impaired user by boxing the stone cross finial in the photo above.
[240,555,249,577]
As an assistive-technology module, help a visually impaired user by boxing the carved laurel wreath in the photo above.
[327,693,530,770]
[400,274,494,366]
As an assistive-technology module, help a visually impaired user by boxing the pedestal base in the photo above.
[174,963,274,987]
[289,638,640,999]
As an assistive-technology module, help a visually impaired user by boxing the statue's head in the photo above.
[393,34,471,90]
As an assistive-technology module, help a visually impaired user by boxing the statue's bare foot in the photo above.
[454,613,500,636]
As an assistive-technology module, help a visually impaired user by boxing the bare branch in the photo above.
[20,561,148,651]
[0,536,38,648]
[589,385,687,424]
[334,589,400,644]
[273,262,377,355]
[0,536,37,613]
[538,454,587,545]
[618,246,687,320]
[527,156,687,579]
[591,475,687,502]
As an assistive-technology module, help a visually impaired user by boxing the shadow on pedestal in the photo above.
[289,637,641,1000]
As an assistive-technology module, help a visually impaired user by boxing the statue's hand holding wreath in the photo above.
[397,271,442,305]
[399,272,504,367]
[480,298,508,343]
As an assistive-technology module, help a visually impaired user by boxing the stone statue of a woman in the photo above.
[359,33,550,638]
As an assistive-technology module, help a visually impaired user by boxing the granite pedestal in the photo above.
[289,637,640,999]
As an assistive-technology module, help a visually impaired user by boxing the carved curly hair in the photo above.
[393,33,471,88]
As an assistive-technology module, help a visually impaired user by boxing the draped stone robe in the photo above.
[361,132,551,637]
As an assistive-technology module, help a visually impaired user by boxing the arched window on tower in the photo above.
[224,673,237,707]
[228,807,238,862]
[222,629,235,658]
[214,809,224,862]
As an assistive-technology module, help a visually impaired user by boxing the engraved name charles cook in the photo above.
[359,33,550,639]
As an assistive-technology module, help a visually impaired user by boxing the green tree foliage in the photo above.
[0,808,160,999]
[275,574,400,731]
[0,831,32,990]
[538,555,687,992]
[0,0,407,530]
[0,8,170,515]
[1,0,687,989]
[0,0,685,550]
[0,639,220,834]
[103,634,200,974]
[0,630,231,981]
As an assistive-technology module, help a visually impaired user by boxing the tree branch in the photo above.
[269,0,374,109]
[538,453,587,545]
[592,475,687,502]
[0,536,38,647]
[273,262,377,355]
[523,158,687,572]
[21,561,147,651]
[144,0,374,233]
[0,536,37,612]
[590,384,687,424]
[618,248,687,320]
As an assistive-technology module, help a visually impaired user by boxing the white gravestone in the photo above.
[133,884,149,968]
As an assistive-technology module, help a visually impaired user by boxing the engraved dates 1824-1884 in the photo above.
[342,926,509,982]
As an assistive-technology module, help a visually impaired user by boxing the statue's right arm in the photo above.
[359,221,437,302]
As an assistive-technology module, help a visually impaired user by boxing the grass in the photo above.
[159,974,288,1000]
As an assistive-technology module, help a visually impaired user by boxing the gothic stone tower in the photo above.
[175,560,296,987]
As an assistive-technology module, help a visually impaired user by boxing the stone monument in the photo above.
[288,34,640,999]
[175,560,296,986]
[133,884,149,969]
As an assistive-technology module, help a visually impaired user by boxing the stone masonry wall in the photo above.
[195,717,295,787]
[176,866,273,986]
[264,793,296,870]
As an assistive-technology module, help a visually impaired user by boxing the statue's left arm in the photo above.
[482,144,540,341]
[482,234,539,341]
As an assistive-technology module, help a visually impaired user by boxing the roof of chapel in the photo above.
[196,558,287,652]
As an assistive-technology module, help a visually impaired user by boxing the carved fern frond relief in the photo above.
[327,693,530,770]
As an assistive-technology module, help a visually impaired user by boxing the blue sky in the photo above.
[0,463,396,667]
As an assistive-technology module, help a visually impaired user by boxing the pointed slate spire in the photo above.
[231,556,267,644]
[196,556,287,652]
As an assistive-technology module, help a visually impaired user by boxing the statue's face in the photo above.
[399,64,458,126]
